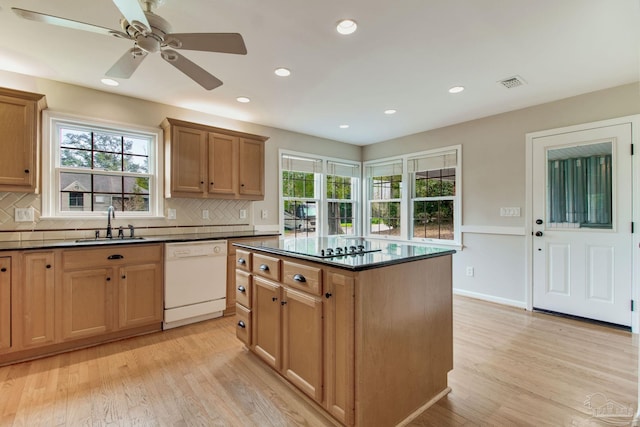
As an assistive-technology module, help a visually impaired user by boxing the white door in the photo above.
[532,123,632,327]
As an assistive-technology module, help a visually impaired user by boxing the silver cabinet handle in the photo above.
[260,264,269,271]
[237,285,246,293]
[237,258,246,265]
[237,320,246,328]
[293,274,306,283]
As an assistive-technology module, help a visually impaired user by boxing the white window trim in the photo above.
[363,145,462,248]
[41,110,164,219]
[279,149,361,237]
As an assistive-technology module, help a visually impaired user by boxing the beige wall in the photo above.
[0,70,360,239]
[363,82,640,304]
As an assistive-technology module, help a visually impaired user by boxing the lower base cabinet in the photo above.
[22,251,56,347]
[0,244,164,366]
[237,249,453,427]
[0,257,11,351]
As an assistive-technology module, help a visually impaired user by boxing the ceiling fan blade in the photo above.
[11,8,125,38]
[161,49,223,90]
[106,48,148,78]
[112,0,150,32]
[165,33,247,55]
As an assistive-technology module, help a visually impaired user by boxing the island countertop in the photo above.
[233,236,455,271]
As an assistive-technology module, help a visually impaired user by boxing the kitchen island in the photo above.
[233,237,455,427]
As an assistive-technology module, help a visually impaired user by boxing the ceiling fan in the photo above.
[12,0,247,90]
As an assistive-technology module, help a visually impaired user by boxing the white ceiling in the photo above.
[0,0,638,145]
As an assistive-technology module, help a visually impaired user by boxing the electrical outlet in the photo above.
[465,266,474,277]
[261,209,268,219]
[167,208,176,220]
[239,209,247,219]
[15,207,34,222]
[202,210,209,220]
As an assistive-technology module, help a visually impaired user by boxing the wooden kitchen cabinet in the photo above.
[281,286,323,402]
[0,87,46,193]
[0,257,11,351]
[61,267,113,340]
[61,244,163,341]
[21,251,56,347]
[162,118,268,200]
[246,255,325,404]
[118,263,163,328]
[252,276,281,370]
[323,271,355,425]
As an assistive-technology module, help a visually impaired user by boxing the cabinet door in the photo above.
[0,93,36,190]
[171,125,207,194]
[22,252,56,347]
[238,138,264,199]
[252,276,281,369]
[0,257,11,351]
[118,263,163,329]
[282,287,323,402]
[208,132,238,196]
[62,268,114,340]
[324,272,355,425]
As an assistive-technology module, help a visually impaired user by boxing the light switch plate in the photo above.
[167,208,176,220]
[239,209,247,219]
[261,209,268,219]
[500,207,521,217]
[202,210,209,220]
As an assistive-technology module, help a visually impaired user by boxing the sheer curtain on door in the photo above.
[547,153,612,229]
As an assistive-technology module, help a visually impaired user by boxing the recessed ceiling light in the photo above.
[274,67,291,77]
[236,96,251,103]
[101,78,119,87]
[336,19,357,35]
[384,109,397,115]
[339,124,350,129]
[448,86,465,94]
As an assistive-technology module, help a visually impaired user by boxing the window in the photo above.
[280,151,360,238]
[365,146,461,245]
[42,112,163,218]
[327,161,360,235]
[366,161,403,237]
[281,154,322,237]
[409,150,457,240]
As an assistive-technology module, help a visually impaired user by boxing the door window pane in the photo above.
[547,142,612,229]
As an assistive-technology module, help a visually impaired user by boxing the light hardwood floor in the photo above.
[0,296,636,426]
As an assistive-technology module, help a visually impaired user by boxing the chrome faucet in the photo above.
[106,206,115,239]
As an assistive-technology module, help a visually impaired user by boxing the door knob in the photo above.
[535,231,543,237]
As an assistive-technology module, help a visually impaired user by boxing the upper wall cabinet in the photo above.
[0,87,47,193]
[161,118,268,200]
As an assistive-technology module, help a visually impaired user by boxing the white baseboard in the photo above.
[453,288,527,309]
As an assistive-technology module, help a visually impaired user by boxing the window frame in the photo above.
[41,111,164,219]
[364,145,462,247]
[279,150,361,238]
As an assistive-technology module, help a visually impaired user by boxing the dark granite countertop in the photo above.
[233,237,456,271]
[0,231,280,251]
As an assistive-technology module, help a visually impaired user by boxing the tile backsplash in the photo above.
[0,192,254,241]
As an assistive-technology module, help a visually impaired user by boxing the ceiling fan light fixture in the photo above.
[336,19,357,35]
[161,50,179,62]
[274,67,291,77]
[101,78,119,86]
[448,86,465,94]
[236,96,251,103]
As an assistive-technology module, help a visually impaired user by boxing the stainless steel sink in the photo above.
[74,237,146,244]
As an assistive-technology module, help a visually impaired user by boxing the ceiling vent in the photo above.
[498,75,526,89]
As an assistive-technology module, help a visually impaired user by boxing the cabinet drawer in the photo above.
[236,250,252,272]
[62,244,162,270]
[236,270,252,308]
[283,261,323,296]
[252,253,281,281]
[235,305,251,346]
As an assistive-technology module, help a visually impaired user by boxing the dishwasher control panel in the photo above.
[165,241,227,259]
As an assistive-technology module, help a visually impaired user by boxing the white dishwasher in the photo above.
[164,240,227,330]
